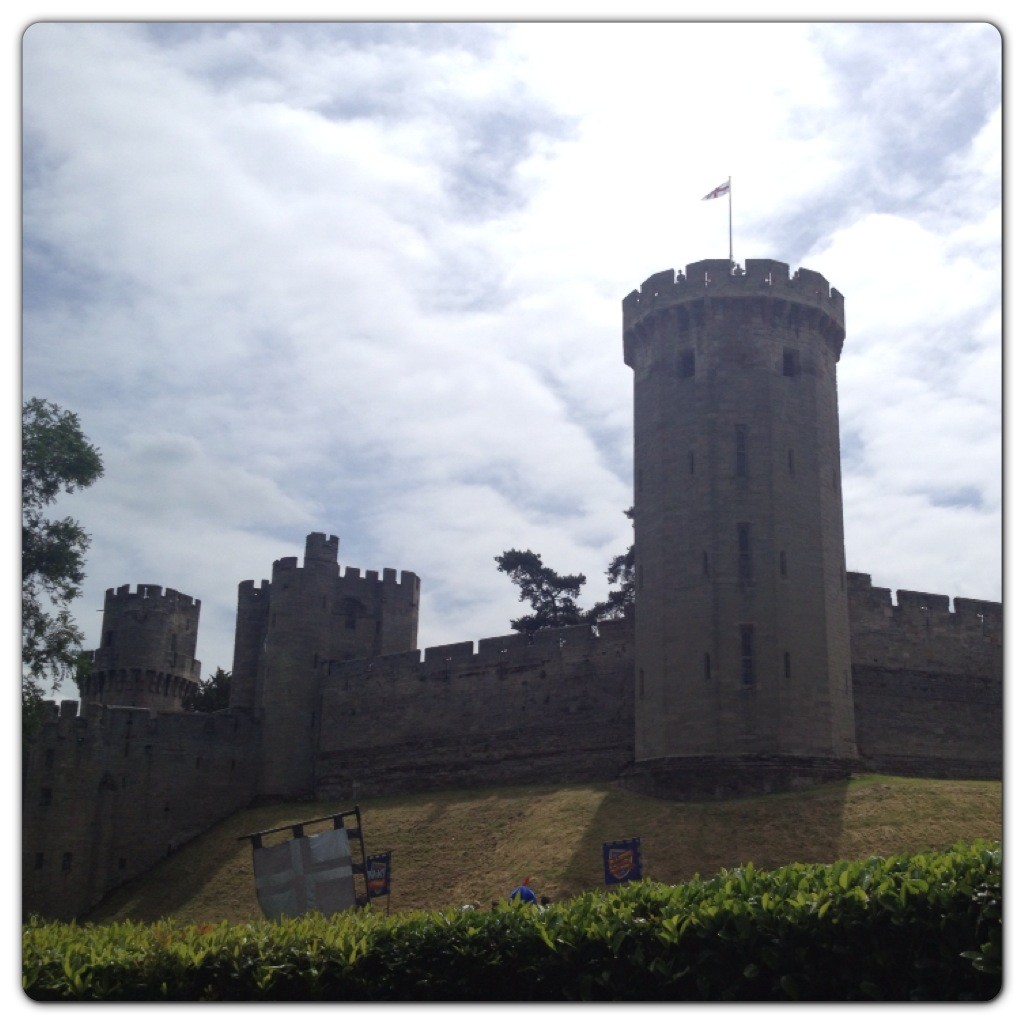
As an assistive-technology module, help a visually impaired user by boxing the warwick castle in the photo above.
[23,258,1002,921]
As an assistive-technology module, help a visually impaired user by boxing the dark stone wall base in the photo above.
[619,754,863,802]
[859,754,1001,781]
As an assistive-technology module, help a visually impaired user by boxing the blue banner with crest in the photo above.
[602,837,643,885]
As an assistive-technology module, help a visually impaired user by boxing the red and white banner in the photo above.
[701,180,730,200]
[252,827,356,918]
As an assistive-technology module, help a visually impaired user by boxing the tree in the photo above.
[22,398,104,701]
[496,510,635,633]
[494,549,589,633]
[588,508,635,621]
[182,668,232,713]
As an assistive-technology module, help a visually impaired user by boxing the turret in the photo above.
[231,531,420,798]
[79,584,202,716]
[623,258,858,798]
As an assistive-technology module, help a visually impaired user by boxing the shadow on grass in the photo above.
[81,799,335,925]
[561,778,857,894]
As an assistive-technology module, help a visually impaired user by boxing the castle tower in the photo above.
[622,258,859,798]
[79,585,201,716]
[231,532,420,798]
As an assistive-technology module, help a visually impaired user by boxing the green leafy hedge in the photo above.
[23,840,1000,1001]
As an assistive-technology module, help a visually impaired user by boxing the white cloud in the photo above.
[21,22,1001,697]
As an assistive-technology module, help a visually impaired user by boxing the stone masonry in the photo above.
[623,259,858,794]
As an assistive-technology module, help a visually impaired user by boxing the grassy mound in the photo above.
[81,774,1000,925]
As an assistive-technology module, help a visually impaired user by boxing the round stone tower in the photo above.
[79,584,201,715]
[622,257,859,798]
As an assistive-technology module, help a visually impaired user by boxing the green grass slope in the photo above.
[81,775,1001,926]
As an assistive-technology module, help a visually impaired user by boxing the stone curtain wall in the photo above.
[314,619,635,799]
[311,574,1003,800]
[847,574,1002,778]
[22,701,259,921]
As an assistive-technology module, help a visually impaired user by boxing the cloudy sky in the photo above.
[20,19,1002,698]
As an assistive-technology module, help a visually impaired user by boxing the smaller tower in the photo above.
[79,584,202,715]
[232,532,420,798]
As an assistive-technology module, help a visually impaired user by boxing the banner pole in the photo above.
[728,175,733,263]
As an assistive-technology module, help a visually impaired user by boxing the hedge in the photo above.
[23,839,1000,1000]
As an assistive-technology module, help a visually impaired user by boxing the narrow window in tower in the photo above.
[740,625,756,686]
[638,668,645,699]
[105,631,114,647]
[735,425,748,477]
[783,348,800,376]
[40,788,52,807]
[34,853,43,870]
[737,524,752,581]
[704,652,712,681]
[680,349,696,378]
[779,550,788,577]
[788,448,795,475]
[61,852,72,874]
[784,651,792,679]
[689,451,695,475]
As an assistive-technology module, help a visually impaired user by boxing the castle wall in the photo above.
[22,700,259,921]
[22,570,1001,923]
[312,574,1001,800]
[847,574,1002,778]
[314,618,635,799]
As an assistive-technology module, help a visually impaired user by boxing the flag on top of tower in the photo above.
[701,179,730,200]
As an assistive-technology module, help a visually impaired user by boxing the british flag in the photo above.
[701,180,730,200]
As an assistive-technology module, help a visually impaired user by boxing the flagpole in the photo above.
[728,176,733,263]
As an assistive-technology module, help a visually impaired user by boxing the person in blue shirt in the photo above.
[509,878,538,903]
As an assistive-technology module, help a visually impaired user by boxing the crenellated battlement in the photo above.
[324,618,633,681]
[29,698,252,745]
[846,572,1002,689]
[238,578,271,600]
[622,258,845,337]
[846,572,1002,631]
[304,532,339,565]
[267,534,420,593]
[342,565,420,589]
[104,583,201,610]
